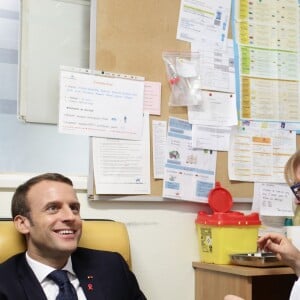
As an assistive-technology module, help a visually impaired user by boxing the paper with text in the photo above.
[191,39,235,93]
[152,120,167,179]
[228,124,296,183]
[234,0,300,123]
[177,0,231,49]
[192,125,231,151]
[188,91,237,126]
[163,117,216,202]
[143,81,161,115]
[59,69,144,140]
[253,182,294,217]
[92,114,150,195]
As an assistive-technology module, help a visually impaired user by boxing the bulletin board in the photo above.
[92,0,287,200]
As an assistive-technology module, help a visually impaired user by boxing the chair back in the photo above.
[0,219,131,267]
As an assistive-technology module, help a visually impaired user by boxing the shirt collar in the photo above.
[25,252,76,283]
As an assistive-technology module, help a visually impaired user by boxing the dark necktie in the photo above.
[48,270,78,300]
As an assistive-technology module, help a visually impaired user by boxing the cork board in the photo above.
[93,0,256,199]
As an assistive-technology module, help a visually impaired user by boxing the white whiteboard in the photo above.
[19,0,90,124]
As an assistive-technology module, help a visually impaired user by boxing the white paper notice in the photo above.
[92,114,150,195]
[191,39,236,93]
[163,117,217,202]
[188,91,237,126]
[228,125,296,183]
[192,125,231,151]
[176,0,231,49]
[59,68,144,140]
[152,120,167,179]
[253,182,294,217]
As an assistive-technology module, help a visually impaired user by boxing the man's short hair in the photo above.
[11,173,73,219]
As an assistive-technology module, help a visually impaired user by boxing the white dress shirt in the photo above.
[290,277,300,300]
[26,252,87,300]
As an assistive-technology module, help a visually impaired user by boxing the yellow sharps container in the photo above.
[195,182,261,264]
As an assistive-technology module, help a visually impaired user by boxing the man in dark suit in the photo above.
[0,173,146,300]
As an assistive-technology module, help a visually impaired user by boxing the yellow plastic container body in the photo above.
[196,223,259,264]
[196,182,261,264]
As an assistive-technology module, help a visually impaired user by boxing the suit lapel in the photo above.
[16,251,105,300]
[72,251,106,300]
[17,255,48,300]
[78,273,106,300]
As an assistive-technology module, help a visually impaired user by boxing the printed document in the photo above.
[59,68,144,140]
[163,117,216,202]
[188,91,237,126]
[228,124,296,183]
[92,114,150,195]
[177,0,231,49]
[191,39,236,93]
[192,125,231,151]
[234,0,300,123]
[152,120,167,179]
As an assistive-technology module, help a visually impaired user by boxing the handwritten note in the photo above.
[253,182,294,216]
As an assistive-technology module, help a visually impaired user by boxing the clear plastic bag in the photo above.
[162,51,203,106]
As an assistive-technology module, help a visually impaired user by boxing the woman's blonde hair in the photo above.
[284,150,300,186]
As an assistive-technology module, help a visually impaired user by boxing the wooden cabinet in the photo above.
[193,262,297,300]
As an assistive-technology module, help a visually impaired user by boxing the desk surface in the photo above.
[193,262,296,300]
[192,261,295,276]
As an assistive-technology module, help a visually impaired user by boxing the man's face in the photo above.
[17,180,82,263]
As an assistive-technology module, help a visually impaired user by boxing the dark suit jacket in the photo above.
[0,247,146,300]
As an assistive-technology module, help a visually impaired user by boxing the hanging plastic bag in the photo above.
[162,51,203,106]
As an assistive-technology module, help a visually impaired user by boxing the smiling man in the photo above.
[0,173,146,300]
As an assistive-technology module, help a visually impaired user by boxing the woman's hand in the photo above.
[258,233,300,276]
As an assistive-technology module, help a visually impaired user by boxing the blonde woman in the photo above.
[225,150,300,300]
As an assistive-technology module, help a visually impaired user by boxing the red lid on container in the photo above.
[195,211,261,226]
[208,182,232,213]
[195,182,261,226]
